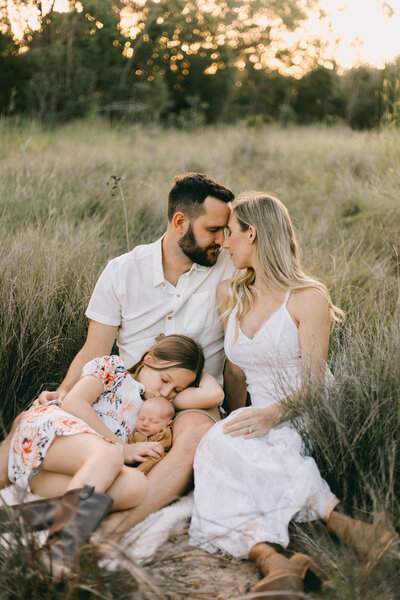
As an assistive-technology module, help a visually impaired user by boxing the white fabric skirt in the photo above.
[189,408,335,558]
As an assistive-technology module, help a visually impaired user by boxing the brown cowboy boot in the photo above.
[326,509,398,573]
[0,495,62,531]
[249,542,323,600]
[43,484,113,578]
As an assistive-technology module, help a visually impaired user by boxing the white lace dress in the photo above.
[189,291,336,558]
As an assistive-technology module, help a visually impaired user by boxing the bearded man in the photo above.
[0,172,247,539]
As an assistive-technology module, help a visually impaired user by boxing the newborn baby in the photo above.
[128,397,175,474]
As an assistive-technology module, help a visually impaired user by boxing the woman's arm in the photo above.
[172,372,224,410]
[224,288,331,438]
[217,279,249,413]
[62,376,164,462]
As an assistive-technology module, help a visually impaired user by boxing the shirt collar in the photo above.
[152,237,165,287]
[152,236,209,287]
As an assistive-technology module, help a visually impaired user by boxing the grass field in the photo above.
[0,118,399,599]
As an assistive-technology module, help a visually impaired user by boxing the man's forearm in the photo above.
[59,321,118,393]
[0,439,11,489]
[223,359,248,414]
[58,346,100,393]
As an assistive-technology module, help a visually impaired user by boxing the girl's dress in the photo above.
[189,291,335,558]
[8,355,144,491]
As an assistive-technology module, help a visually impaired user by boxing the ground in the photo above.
[145,525,260,599]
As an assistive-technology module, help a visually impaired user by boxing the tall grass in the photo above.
[0,117,399,597]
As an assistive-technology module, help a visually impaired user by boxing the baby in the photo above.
[127,397,175,474]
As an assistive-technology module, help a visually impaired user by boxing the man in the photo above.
[0,172,247,538]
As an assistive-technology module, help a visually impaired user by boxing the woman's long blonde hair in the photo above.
[223,192,344,329]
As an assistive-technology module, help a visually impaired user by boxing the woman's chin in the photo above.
[229,254,248,270]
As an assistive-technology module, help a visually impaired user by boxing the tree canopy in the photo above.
[1,0,399,127]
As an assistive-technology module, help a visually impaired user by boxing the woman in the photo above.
[189,193,397,599]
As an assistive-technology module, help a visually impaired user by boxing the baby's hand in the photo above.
[123,441,165,464]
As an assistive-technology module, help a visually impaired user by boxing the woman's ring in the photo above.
[249,426,253,434]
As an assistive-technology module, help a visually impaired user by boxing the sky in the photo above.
[8,0,400,71]
[306,0,400,69]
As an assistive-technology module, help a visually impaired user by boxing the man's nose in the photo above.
[222,236,229,249]
[215,230,225,246]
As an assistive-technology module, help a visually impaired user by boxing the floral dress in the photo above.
[8,355,144,491]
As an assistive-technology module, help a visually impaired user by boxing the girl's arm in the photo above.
[224,288,330,438]
[62,376,164,462]
[172,372,224,410]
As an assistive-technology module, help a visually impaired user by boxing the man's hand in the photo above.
[123,441,165,464]
[31,390,67,408]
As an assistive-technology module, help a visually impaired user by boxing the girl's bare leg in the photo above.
[30,434,148,511]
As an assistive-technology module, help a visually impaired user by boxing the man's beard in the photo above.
[178,223,220,267]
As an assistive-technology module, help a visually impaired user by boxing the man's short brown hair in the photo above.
[167,172,234,221]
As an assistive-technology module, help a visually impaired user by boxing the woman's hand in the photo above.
[222,405,284,439]
[123,441,165,464]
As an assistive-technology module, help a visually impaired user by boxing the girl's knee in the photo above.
[114,467,148,509]
[100,443,124,471]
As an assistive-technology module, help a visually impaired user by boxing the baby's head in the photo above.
[136,397,175,436]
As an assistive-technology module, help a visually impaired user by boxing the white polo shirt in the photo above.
[85,238,236,382]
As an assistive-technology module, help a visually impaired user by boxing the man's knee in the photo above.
[172,413,214,455]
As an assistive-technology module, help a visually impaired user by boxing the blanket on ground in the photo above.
[0,485,194,564]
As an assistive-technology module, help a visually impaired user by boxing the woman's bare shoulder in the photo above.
[217,278,233,299]
[288,287,329,323]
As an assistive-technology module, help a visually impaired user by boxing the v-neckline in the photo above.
[238,290,291,341]
[239,304,285,340]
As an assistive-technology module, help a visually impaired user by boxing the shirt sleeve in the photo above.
[85,260,121,326]
[81,355,126,392]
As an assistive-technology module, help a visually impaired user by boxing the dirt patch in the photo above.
[145,525,260,599]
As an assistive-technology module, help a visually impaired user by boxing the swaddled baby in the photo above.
[128,397,175,474]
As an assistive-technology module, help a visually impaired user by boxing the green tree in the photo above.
[117,0,321,122]
[341,66,382,129]
[293,65,346,123]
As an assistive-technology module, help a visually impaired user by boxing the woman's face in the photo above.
[136,356,195,400]
[222,211,254,270]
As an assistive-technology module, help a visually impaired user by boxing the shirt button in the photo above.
[167,315,173,320]
[162,282,166,287]
[176,294,181,298]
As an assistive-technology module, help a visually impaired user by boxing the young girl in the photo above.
[8,334,223,515]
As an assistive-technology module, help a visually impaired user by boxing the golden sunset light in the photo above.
[305,0,400,69]
[6,0,400,71]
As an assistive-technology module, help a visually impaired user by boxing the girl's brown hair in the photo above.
[129,334,205,386]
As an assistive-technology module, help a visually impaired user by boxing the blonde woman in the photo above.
[189,193,397,599]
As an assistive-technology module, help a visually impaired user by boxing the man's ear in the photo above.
[172,211,189,236]
[248,225,257,244]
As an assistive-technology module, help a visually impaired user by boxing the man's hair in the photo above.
[167,172,234,221]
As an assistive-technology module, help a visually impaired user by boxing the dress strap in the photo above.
[283,290,291,307]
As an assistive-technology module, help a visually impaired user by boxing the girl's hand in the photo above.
[222,405,283,439]
[123,441,165,464]
[32,390,67,408]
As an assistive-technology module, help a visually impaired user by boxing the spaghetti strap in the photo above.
[283,289,291,306]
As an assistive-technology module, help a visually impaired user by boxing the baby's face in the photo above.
[136,398,173,436]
